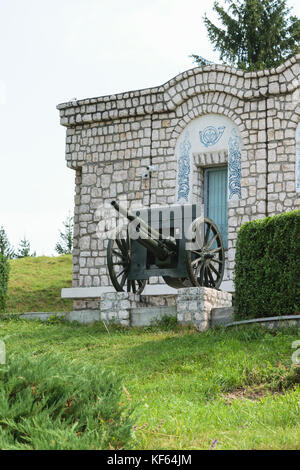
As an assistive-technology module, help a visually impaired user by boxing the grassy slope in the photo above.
[7,255,73,313]
[1,319,299,450]
[2,258,300,449]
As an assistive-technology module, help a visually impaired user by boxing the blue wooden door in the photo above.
[204,167,228,249]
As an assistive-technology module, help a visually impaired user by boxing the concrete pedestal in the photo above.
[177,287,232,331]
[100,292,177,326]
[99,287,232,329]
[101,292,140,326]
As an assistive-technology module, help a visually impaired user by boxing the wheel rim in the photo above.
[107,230,146,294]
[186,217,225,289]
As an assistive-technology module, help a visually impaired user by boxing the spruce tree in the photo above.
[193,0,300,70]
[0,226,15,259]
[16,237,36,258]
[55,214,74,255]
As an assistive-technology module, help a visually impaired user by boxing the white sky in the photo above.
[0,0,299,255]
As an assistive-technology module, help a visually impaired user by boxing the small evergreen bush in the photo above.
[0,254,10,313]
[234,210,300,320]
[0,354,134,450]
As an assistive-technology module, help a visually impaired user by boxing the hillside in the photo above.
[7,255,73,313]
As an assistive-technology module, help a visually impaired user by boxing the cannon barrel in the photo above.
[111,200,177,260]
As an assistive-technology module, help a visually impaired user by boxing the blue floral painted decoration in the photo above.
[228,128,241,200]
[177,133,191,202]
[199,126,225,147]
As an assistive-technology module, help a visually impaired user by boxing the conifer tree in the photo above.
[0,226,15,259]
[55,214,74,255]
[193,0,300,70]
[16,237,36,258]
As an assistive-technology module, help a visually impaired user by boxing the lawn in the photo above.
[0,317,299,450]
[6,255,73,313]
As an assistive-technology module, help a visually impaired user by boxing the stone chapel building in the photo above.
[57,55,300,299]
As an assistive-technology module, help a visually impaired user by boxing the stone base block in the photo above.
[65,310,100,324]
[100,292,141,326]
[177,287,232,331]
[131,306,176,327]
[73,292,177,327]
[211,307,234,326]
[100,288,232,329]
[73,299,100,311]
[140,294,176,307]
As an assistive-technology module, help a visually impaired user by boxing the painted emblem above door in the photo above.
[199,126,226,147]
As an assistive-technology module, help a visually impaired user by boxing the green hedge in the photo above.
[0,254,10,313]
[234,210,300,320]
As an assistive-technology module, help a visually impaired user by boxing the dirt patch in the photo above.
[222,385,283,403]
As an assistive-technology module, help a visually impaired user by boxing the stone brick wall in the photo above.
[177,287,232,331]
[57,55,300,290]
[100,288,232,329]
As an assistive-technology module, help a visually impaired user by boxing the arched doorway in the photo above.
[175,114,242,249]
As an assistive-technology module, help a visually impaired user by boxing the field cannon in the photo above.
[107,201,225,294]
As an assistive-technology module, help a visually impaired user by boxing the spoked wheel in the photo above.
[186,217,225,289]
[107,229,146,294]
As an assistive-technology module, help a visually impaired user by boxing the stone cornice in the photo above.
[57,55,300,127]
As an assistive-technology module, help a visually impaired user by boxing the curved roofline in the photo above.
[57,54,300,110]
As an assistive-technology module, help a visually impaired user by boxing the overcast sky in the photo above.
[0,0,299,255]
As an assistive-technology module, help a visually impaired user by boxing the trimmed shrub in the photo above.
[0,254,10,313]
[234,210,300,320]
[0,354,135,450]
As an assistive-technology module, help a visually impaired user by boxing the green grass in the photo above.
[3,257,300,448]
[7,255,73,313]
[0,318,299,450]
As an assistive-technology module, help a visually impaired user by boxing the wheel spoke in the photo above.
[210,263,219,276]
[108,232,146,294]
[185,218,224,289]
[210,246,222,254]
[192,256,202,266]
[116,267,126,278]
[211,257,224,265]
[194,259,204,276]
[120,271,127,287]
[199,264,205,285]
[204,266,209,285]
[207,267,215,286]
[204,225,211,244]
[112,249,123,258]
[206,233,218,250]
[121,239,128,252]
[116,239,127,254]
